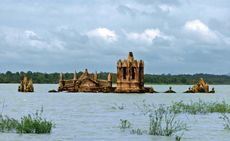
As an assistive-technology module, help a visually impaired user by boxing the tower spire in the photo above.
[128,52,134,61]
[73,70,77,80]
[59,72,64,81]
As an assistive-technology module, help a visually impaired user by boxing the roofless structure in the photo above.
[115,52,153,93]
[58,52,154,93]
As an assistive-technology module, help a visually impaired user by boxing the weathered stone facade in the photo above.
[58,69,113,92]
[57,52,153,93]
[18,76,34,92]
[184,78,213,93]
[115,52,154,93]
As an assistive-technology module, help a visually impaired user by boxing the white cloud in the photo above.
[224,37,230,45]
[2,29,64,51]
[86,28,118,42]
[126,29,161,44]
[23,30,39,40]
[184,19,218,42]
[22,30,64,51]
[159,4,175,12]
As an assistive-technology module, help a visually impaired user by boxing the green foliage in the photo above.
[130,128,146,135]
[0,115,19,132]
[0,109,54,134]
[16,114,53,134]
[1,71,230,84]
[175,134,182,141]
[130,100,230,139]
[119,119,131,129]
[171,100,230,114]
[124,103,187,137]
[144,73,230,84]
[219,113,230,130]
[149,106,187,136]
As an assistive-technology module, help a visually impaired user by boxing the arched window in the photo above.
[132,67,136,79]
[123,67,126,79]
[139,67,143,81]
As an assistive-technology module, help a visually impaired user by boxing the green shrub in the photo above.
[0,115,19,132]
[149,106,188,136]
[16,114,53,134]
[0,109,54,134]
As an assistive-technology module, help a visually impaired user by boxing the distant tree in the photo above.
[1,71,230,84]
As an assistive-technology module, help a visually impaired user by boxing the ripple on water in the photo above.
[0,84,230,141]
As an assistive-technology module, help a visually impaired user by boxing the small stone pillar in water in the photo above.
[18,76,34,92]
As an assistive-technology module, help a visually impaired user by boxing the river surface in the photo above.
[0,84,230,141]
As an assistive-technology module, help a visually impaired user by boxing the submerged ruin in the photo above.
[58,69,113,92]
[58,52,154,93]
[184,78,214,93]
[115,52,153,93]
[164,86,176,93]
[18,76,34,92]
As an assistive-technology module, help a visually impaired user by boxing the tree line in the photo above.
[0,71,230,84]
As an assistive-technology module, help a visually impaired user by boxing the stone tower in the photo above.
[115,52,145,93]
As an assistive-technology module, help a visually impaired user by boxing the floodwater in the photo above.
[0,84,230,141]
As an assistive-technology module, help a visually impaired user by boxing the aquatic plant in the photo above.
[149,106,188,136]
[119,119,131,129]
[136,99,230,115]
[16,114,53,134]
[219,113,230,130]
[0,115,19,132]
[170,100,230,114]
[0,108,54,134]
[175,135,182,141]
[112,103,126,110]
[130,128,146,135]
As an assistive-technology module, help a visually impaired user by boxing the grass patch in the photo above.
[130,128,146,135]
[171,100,230,114]
[0,115,19,132]
[0,108,54,134]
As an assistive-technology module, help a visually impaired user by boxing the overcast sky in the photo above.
[0,0,230,74]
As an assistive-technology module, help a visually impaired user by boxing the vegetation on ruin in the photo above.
[1,71,230,84]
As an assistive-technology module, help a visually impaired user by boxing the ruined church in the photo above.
[58,69,113,92]
[58,52,154,93]
[115,52,153,93]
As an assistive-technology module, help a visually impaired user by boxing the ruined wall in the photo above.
[115,52,145,93]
